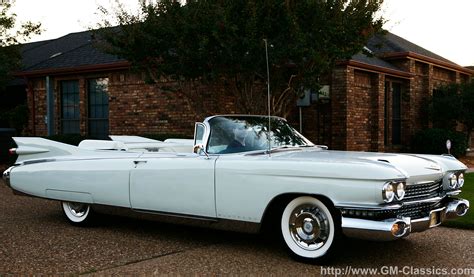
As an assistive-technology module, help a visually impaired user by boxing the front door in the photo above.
[129,153,217,218]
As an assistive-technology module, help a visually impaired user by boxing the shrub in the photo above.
[412,128,467,157]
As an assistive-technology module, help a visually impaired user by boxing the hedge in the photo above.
[411,128,467,157]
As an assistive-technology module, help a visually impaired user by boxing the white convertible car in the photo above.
[2,115,470,261]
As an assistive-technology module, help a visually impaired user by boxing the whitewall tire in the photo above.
[281,196,338,260]
[61,202,94,226]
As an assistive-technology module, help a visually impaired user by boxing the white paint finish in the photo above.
[130,153,217,218]
[110,136,193,153]
[78,140,127,151]
[13,137,81,162]
[46,190,93,203]
[11,158,137,207]
[6,129,468,226]
[109,136,161,143]
[215,155,385,222]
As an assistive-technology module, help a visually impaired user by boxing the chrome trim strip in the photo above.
[402,196,444,205]
[132,208,219,222]
[412,180,441,185]
[335,203,403,210]
[446,190,461,196]
[23,158,56,165]
[336,196,445,210]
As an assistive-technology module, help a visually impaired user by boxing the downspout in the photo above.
[46,76,55,136]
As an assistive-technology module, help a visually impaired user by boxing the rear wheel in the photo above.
[281,196,338,262]
[61,201,94,226]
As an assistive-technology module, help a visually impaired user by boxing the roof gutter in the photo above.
[380,52,473,75]
[337,60,414,79]
[13,61,131,78]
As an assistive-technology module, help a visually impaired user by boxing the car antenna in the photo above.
[264,38,271,157]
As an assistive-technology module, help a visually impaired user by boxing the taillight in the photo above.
[9,148,17,155]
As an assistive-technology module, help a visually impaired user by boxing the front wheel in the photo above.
[281,196,339,261]
[61,201,94,226]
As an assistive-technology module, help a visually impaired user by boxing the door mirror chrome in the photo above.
[193,122,206,146]
[193,144,209,158]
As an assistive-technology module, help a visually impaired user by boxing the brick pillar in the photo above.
[371,73,385,152]
[79,78,87,136]
[455,72,461,84]
[331,66,351,150]
[427,64,434,128]
[25,80,35,136]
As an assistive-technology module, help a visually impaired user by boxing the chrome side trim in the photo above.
[23,158,56,165]
[132,208,219,222]
[336,196,445,210]
[336,203,402,210]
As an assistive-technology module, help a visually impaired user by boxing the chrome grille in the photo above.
[404,181,443,201]
[393,202,441,219]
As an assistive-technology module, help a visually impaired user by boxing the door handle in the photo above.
[133,160,148,165]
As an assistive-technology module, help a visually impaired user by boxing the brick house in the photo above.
[10,30,474,151]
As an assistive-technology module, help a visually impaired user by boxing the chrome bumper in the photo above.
[2,166,13,188]
[341,198,470,241]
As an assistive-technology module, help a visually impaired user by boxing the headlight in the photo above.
[457,173,464,188]
[382,182,395,203]
[448,173,458,189]
[396,182,406,200]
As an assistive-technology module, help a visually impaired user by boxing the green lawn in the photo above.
[442,172,474,229]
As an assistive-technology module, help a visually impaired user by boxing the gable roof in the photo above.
[15,29,471,78]
[17,30,127,76]
[349,31,472,76]
[367,32,457,65]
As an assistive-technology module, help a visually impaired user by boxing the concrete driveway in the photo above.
[1,180,473,275]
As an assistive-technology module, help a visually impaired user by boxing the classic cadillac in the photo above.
[2,115,470,261]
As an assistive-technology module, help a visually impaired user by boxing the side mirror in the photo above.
[193,144,209,158]
[193,144,204,154]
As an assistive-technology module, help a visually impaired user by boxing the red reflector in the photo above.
[9,148,17,155]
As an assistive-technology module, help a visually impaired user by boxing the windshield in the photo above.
[206,116,314,154]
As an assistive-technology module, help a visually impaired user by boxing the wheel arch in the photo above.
[260,193,337,231]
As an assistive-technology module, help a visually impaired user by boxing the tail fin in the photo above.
[12,137,80,163]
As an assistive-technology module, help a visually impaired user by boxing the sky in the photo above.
[8,0,474,67]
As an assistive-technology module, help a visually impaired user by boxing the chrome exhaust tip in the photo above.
[456,203,468,216]
[445,199,470,219]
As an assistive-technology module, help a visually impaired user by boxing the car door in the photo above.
[129,152,217,218]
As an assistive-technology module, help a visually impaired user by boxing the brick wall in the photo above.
[346,70,373,151]
[24,59,471,151]
[25,70,238,138]
[108,72,237,136]
[25,78,47,136]
[330,66,350,150]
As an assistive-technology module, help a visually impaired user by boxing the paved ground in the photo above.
[1,179,473,275]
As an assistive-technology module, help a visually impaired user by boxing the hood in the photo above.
[267,149,460,181]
